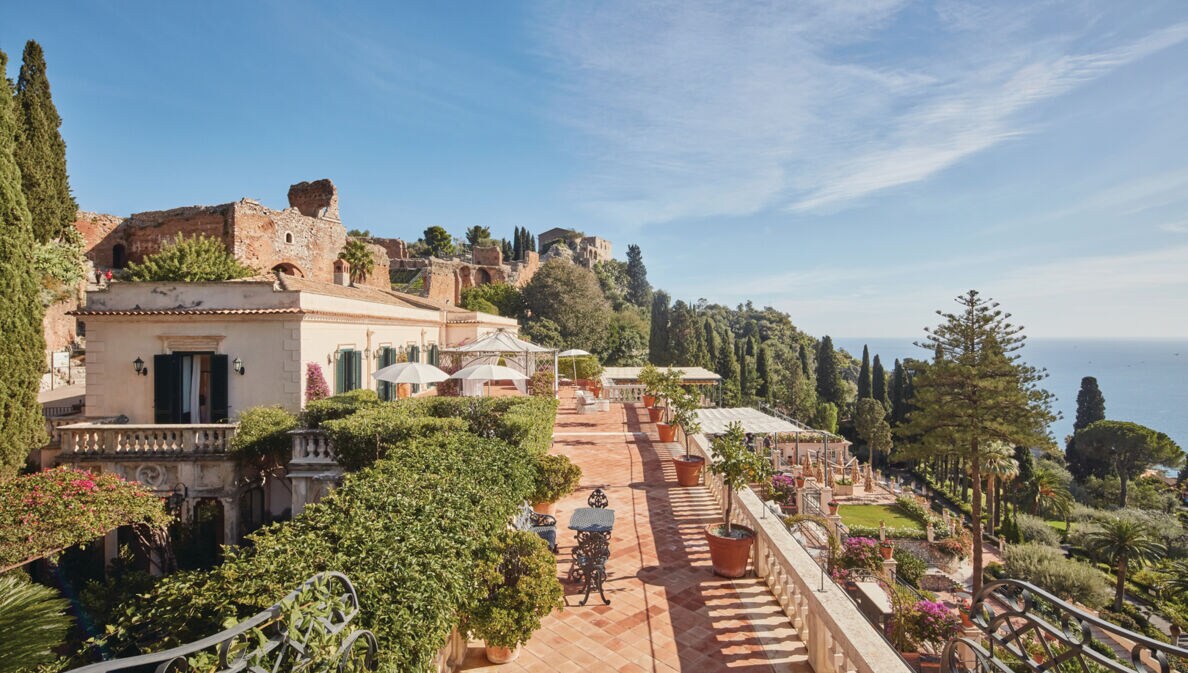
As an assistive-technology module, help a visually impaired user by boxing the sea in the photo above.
[834,338,1188,474]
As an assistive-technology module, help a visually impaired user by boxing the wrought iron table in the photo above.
[567,508,614,605]
[567,507,615,533]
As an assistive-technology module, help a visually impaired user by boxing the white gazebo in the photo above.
[441,329,559,396]
[694,407,851,473]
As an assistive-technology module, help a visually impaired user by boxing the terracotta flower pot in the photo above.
[899,651,920,670]
[642,394,656,407]
[657,423,677,442]
[532,501,556,517]
[705,524,755,578]
[672,455,704,486]
[827,503,839,515]
[880,543,894,559]
[485,644,521,664]
[795,476,805,488]
[647,406,665,423]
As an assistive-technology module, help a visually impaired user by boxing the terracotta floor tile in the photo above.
[460,392,808,672]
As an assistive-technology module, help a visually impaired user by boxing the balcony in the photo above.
[57,423,236,456]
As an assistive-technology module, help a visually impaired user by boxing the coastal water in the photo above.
[834,338,1188,468]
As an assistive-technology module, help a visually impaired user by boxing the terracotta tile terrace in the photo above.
[461,390,812,672]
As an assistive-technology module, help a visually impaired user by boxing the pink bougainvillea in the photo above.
[1,467,171,571]
[305,362,331,402]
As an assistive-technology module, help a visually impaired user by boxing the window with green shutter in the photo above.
[377,346,397,400]
[335,349,362,394]
[407,345,421,393]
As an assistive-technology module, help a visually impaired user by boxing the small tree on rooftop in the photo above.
[124,235,254,282]
[709,422,771,536]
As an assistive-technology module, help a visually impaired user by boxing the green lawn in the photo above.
[838,504,923,531]
[1046,519,1068,532]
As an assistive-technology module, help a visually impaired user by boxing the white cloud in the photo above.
[538,3,1188,223]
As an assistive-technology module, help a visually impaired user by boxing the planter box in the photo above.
[834,483,854,496]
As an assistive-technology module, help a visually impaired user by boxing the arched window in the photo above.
[112,244,127,269]
[271,263,303,277]
[284,231,294,244]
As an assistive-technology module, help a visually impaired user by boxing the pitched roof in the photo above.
[274,275,468,313]
[70,307,302,317]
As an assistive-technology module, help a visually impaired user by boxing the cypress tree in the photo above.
[648,291,671,365]
[890,359,906,425]
[815,336,844,406]
[528,232,536,253]
[798,342,811,377]
[625,244,651,309]
[1073,377,1106,431]
[703,320,717,363]
[512,227,522,261]
[0,48,48,475]
[500,237,512,261]
[1066,376,1107,480]
[14,41,76,243]
[857,344,872,399]
[739,350,750,401]
[872,354,887,408]
[756,345,772,403]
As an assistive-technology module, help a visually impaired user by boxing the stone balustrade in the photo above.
[600,382,645,402]
[688,433,913,673]
[290,428,337,464]
[288,429,343,515]
[58,423,235,455]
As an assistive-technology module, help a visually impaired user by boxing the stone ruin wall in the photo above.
[389,249,540,305]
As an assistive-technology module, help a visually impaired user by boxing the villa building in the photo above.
[43,275,514,560]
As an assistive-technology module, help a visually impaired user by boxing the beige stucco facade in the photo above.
[73,276,517,422]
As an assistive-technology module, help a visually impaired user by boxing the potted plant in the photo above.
[768,474,797,513]
[827,499,840,515]
[530,454,582,516]
[880,539,894,560]
[669,390,704,486]
[639,363,661,407]
[834,475,854,497]
[888,587,962,669]
[653,368,683,434]
[470,530,565,664]
[704,422,772,578]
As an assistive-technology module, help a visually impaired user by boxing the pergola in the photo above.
[694,407,851,473]
[600,366,722,404]
[441,329,558,396]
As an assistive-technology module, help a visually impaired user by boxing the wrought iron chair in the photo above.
[567,530,611,606]
[514,502,557,552]
[587,488,609,509]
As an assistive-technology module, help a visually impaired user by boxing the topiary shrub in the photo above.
[468,530,563,648]
[530,454,582,505]
[321,405,467,471]
[301,389,382,428]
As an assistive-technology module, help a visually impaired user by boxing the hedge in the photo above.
[1003,543,1112,609]
[93,432,537,672]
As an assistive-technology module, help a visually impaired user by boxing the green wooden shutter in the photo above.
[352,351,362,392]
[408,345,421,393]
[210,354,229,422]
[335,351,346,394]
[153,354,181,423]
[377,347,390,401]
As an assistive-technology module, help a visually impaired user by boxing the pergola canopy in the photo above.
[602,366,721,384]
[694,407,806,436]
[444,329,555,354]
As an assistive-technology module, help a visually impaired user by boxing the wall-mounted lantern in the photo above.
[133,357,149,376]
[232,356,245,375]
[167,483,188,515]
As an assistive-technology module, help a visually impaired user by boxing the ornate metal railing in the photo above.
[65,572,377,673]
[59,423,236,455]
[942,578,1188,673]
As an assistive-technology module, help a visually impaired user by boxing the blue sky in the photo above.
[5,1,1188,338]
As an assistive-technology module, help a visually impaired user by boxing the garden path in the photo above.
[460,389,810,673]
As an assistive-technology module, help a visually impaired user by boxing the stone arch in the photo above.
[112,243,128,269]
[271,262,304,277]
[476,267,492,285]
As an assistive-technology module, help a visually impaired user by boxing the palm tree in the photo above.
[1084,517,1166,611]
[338,238,375,285]
[1159,560,1188,601]
[0,575,72,673]
[1029,465,1072,519]
[981,441,1018,537]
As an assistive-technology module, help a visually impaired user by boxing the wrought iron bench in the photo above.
[514,502,557,552]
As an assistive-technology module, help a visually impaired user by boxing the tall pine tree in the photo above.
[512,226,522,261]
[648,291,671,365]
[857,344,872,399]
[890,359,907,425]
[14,41,76,244]
[625,244,651,309]
[716,334,741,406]
[0,48,48,475]
[815,336,844,406]
[667,300,705,366]
[872,354,888,408]
[798,342,811,377]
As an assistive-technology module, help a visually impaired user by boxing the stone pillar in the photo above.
[926,521,935,543]
[220,497,239,547]
[882,557,898,582]
[819,486,833,513]
[103,529,118,574]
[795,486,805,516]
[827,514,842,544]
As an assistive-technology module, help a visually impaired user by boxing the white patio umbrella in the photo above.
[371,362,450,386]
[557,348,592,382]
[449,363,529,397]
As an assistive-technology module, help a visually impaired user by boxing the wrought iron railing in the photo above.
[941,578,1188,673]
[65,572,377,673]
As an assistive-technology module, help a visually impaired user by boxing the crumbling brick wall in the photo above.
[287,179,339,220]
